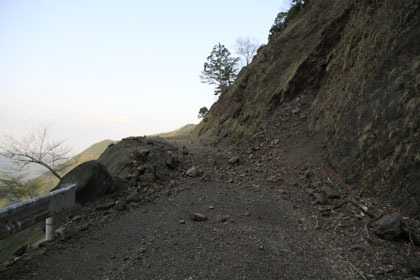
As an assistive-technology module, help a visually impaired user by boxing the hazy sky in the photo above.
[0,0,289,153]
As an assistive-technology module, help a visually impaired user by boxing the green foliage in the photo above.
[198,107,209,119]
[268,0,312,41]
[269,12,288,40]
[200,43,239,96]
[0,173,43,205]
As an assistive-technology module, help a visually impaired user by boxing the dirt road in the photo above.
[1,96,418,279]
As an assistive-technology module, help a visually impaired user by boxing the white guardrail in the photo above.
[0,184,76,241]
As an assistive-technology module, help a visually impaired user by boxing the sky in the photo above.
[0,0,290,154]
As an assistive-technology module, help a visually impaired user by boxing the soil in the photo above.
[1,95,420,280]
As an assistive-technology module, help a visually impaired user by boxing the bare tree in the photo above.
[0,125,71,180]
[234,37,260,66]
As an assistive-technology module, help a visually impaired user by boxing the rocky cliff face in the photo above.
[194,0,420,215]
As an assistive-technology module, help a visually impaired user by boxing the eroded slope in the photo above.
[194,0,420,215]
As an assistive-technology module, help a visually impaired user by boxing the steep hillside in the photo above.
[194,0,420,215]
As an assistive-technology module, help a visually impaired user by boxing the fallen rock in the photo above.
[126,190,142,203]
[14,245,28,257]
[372,212,402,241]
[186,167,200,177]
[53,160,120,204]
[271,139,280,146]
[133,148,150,163]
[38,240,53,248]
[228,156,240,165]
[278,189,286,195]
[191,213,207,222]
[321,185,340,199]
[115,200,127,211]
[292,107,301,114]
[215,215,229,223]
[137,247,147,254]
[166,156,177,169]
[96,201,115,211]
[314,192,328,205]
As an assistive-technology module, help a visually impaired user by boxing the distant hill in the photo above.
[154,124,196,138]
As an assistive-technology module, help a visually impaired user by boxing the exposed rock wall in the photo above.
[193,0,420,215]
[309,0,420,215]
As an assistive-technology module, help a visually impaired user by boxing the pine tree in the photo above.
[200,43,239,96]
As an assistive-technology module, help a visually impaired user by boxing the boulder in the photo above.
[53,160,119,204]
[372,212,402,241]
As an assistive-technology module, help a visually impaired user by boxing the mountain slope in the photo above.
[193,0,420,215]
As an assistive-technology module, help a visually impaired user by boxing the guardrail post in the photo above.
[45,217,54,241]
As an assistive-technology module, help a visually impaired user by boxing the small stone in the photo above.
[169,180,176,188]
[115,200,127,211]
[134,148,150,162]
[271,139,280,146]
[384,265,395,273]
[14,245,28,256]
[96,201,115,211]
[208,205,215,210]
[228,156,240,165]
[306,188,315,195]
[126,191,142,203]
[80,223,90,231]
[322,186,340,199]
[191,213,207,222]
[179,220,185,224]
[137,247,147,254]
[216,215,229,223]
[292,107,300,114]
[166,156,176,169]
[244,211,251,217]
[186,167,199,177]
[71,215,82,222]
[278,189,285,195]
[314,192,328,205]
[38,240,52,248]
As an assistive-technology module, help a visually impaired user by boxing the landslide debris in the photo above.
[193,0,420,216]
